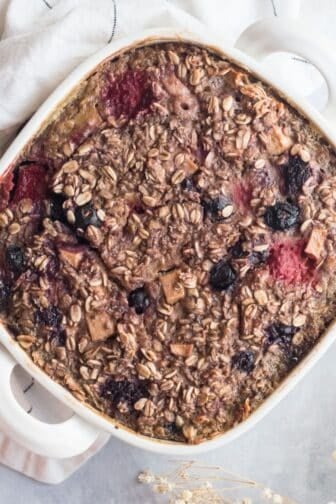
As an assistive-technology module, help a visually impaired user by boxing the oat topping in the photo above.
[1,42,336,444]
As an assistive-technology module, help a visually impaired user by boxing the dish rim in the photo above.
[1,27,336,455]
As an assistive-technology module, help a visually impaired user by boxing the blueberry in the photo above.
[75,203,102,229]
[283,156,311,196]
[49,195,67,222]
[100,378,149,406]
[133,204,145,214]
[209,260,236,291]
[202,195,229,221]
[229,239,247,258]
[250,250,269,266]
[36,306,62,328]
[232,350,255,373]
[55,330,66,346]
[165,422,181,436]
[265,322,298,350]
[49,329,66,346]
[264,201,299,231]
[181,177,195,191]
[287,347,301,366]
[5,246,25,274]
[0,280,10,310]
[128,287,150,314]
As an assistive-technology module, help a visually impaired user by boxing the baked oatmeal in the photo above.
[0,42,335,443]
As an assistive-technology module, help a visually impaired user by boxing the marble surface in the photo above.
[0,337,336,504]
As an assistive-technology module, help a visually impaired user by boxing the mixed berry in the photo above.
[202,195,229,221]
[11,163,47,205]
[128,287,150,315]
[5,245,25,274]
[0,280,10,310]
[75,203,102,230]
[264,201,300,231]
[282,155,311,196]
[229,239,247,259]
[48,194,67,223]
[265,322,298,351]
[209,260,236,291]
[267,240,315,285]
[232,350,255,373]
[101,69,154,120]
[35,306,62,328]
[101,378,149,407]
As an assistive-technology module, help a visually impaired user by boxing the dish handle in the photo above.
[235,18,336,126]
[0,348,102,459]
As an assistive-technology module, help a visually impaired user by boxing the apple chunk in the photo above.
[86,311,115,341]
[160,269,185,304]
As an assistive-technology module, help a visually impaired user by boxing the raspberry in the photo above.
[231,181,252,212]
[102,70,154,119]
[11,164,47,204]
[268,239,315,285]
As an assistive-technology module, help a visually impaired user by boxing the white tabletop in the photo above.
[0,335,335,504]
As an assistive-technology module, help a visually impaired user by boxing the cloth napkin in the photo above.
[0,0,331,485]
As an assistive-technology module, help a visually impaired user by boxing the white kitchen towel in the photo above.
[1,0,330,153]
[0,0,331,485]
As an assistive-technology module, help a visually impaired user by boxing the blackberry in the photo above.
[232,350,255,373]
[202,195,229,221]
[0,280,10,311]
[265,322,298,350]
[229,239,247,258]
[36,306,62,328]
[100,378,149,406]
[283,156,311,196]
[264,201,299,231]
[5,246,25,274]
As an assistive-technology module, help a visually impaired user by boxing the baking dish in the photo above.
[0,18,336,458]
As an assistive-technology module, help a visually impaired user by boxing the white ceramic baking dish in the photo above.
[0,18,336,459]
